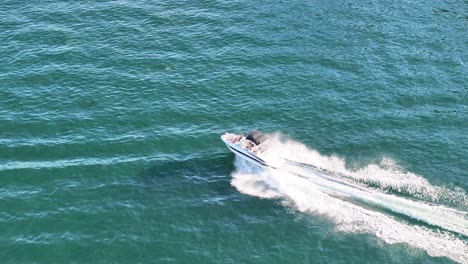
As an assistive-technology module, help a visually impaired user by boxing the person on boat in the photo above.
[225,133,244,143]
[234,134,244,143]
[245,140,258,153]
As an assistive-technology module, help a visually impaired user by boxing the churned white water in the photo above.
[231,135,468,263]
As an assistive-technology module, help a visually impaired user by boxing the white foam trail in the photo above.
[284,163,468,236]
[230,136,468,263]
[266,134,467,207]
[0,154,184,171]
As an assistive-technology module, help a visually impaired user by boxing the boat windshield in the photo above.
[246,130,269,145]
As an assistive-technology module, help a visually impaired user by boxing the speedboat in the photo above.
[221,130,274,168]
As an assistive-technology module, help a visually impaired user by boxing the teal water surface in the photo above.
[1,0,467,263]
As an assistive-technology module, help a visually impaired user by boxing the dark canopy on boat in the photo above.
[246,130,269,145]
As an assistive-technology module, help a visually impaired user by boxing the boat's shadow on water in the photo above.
[135,154,285,212]
[139,154,234,179]
[136,154,238,193]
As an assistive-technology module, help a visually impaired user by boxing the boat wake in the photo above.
[230,135,468,263]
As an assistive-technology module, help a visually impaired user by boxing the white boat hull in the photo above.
[221,135,269,167]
